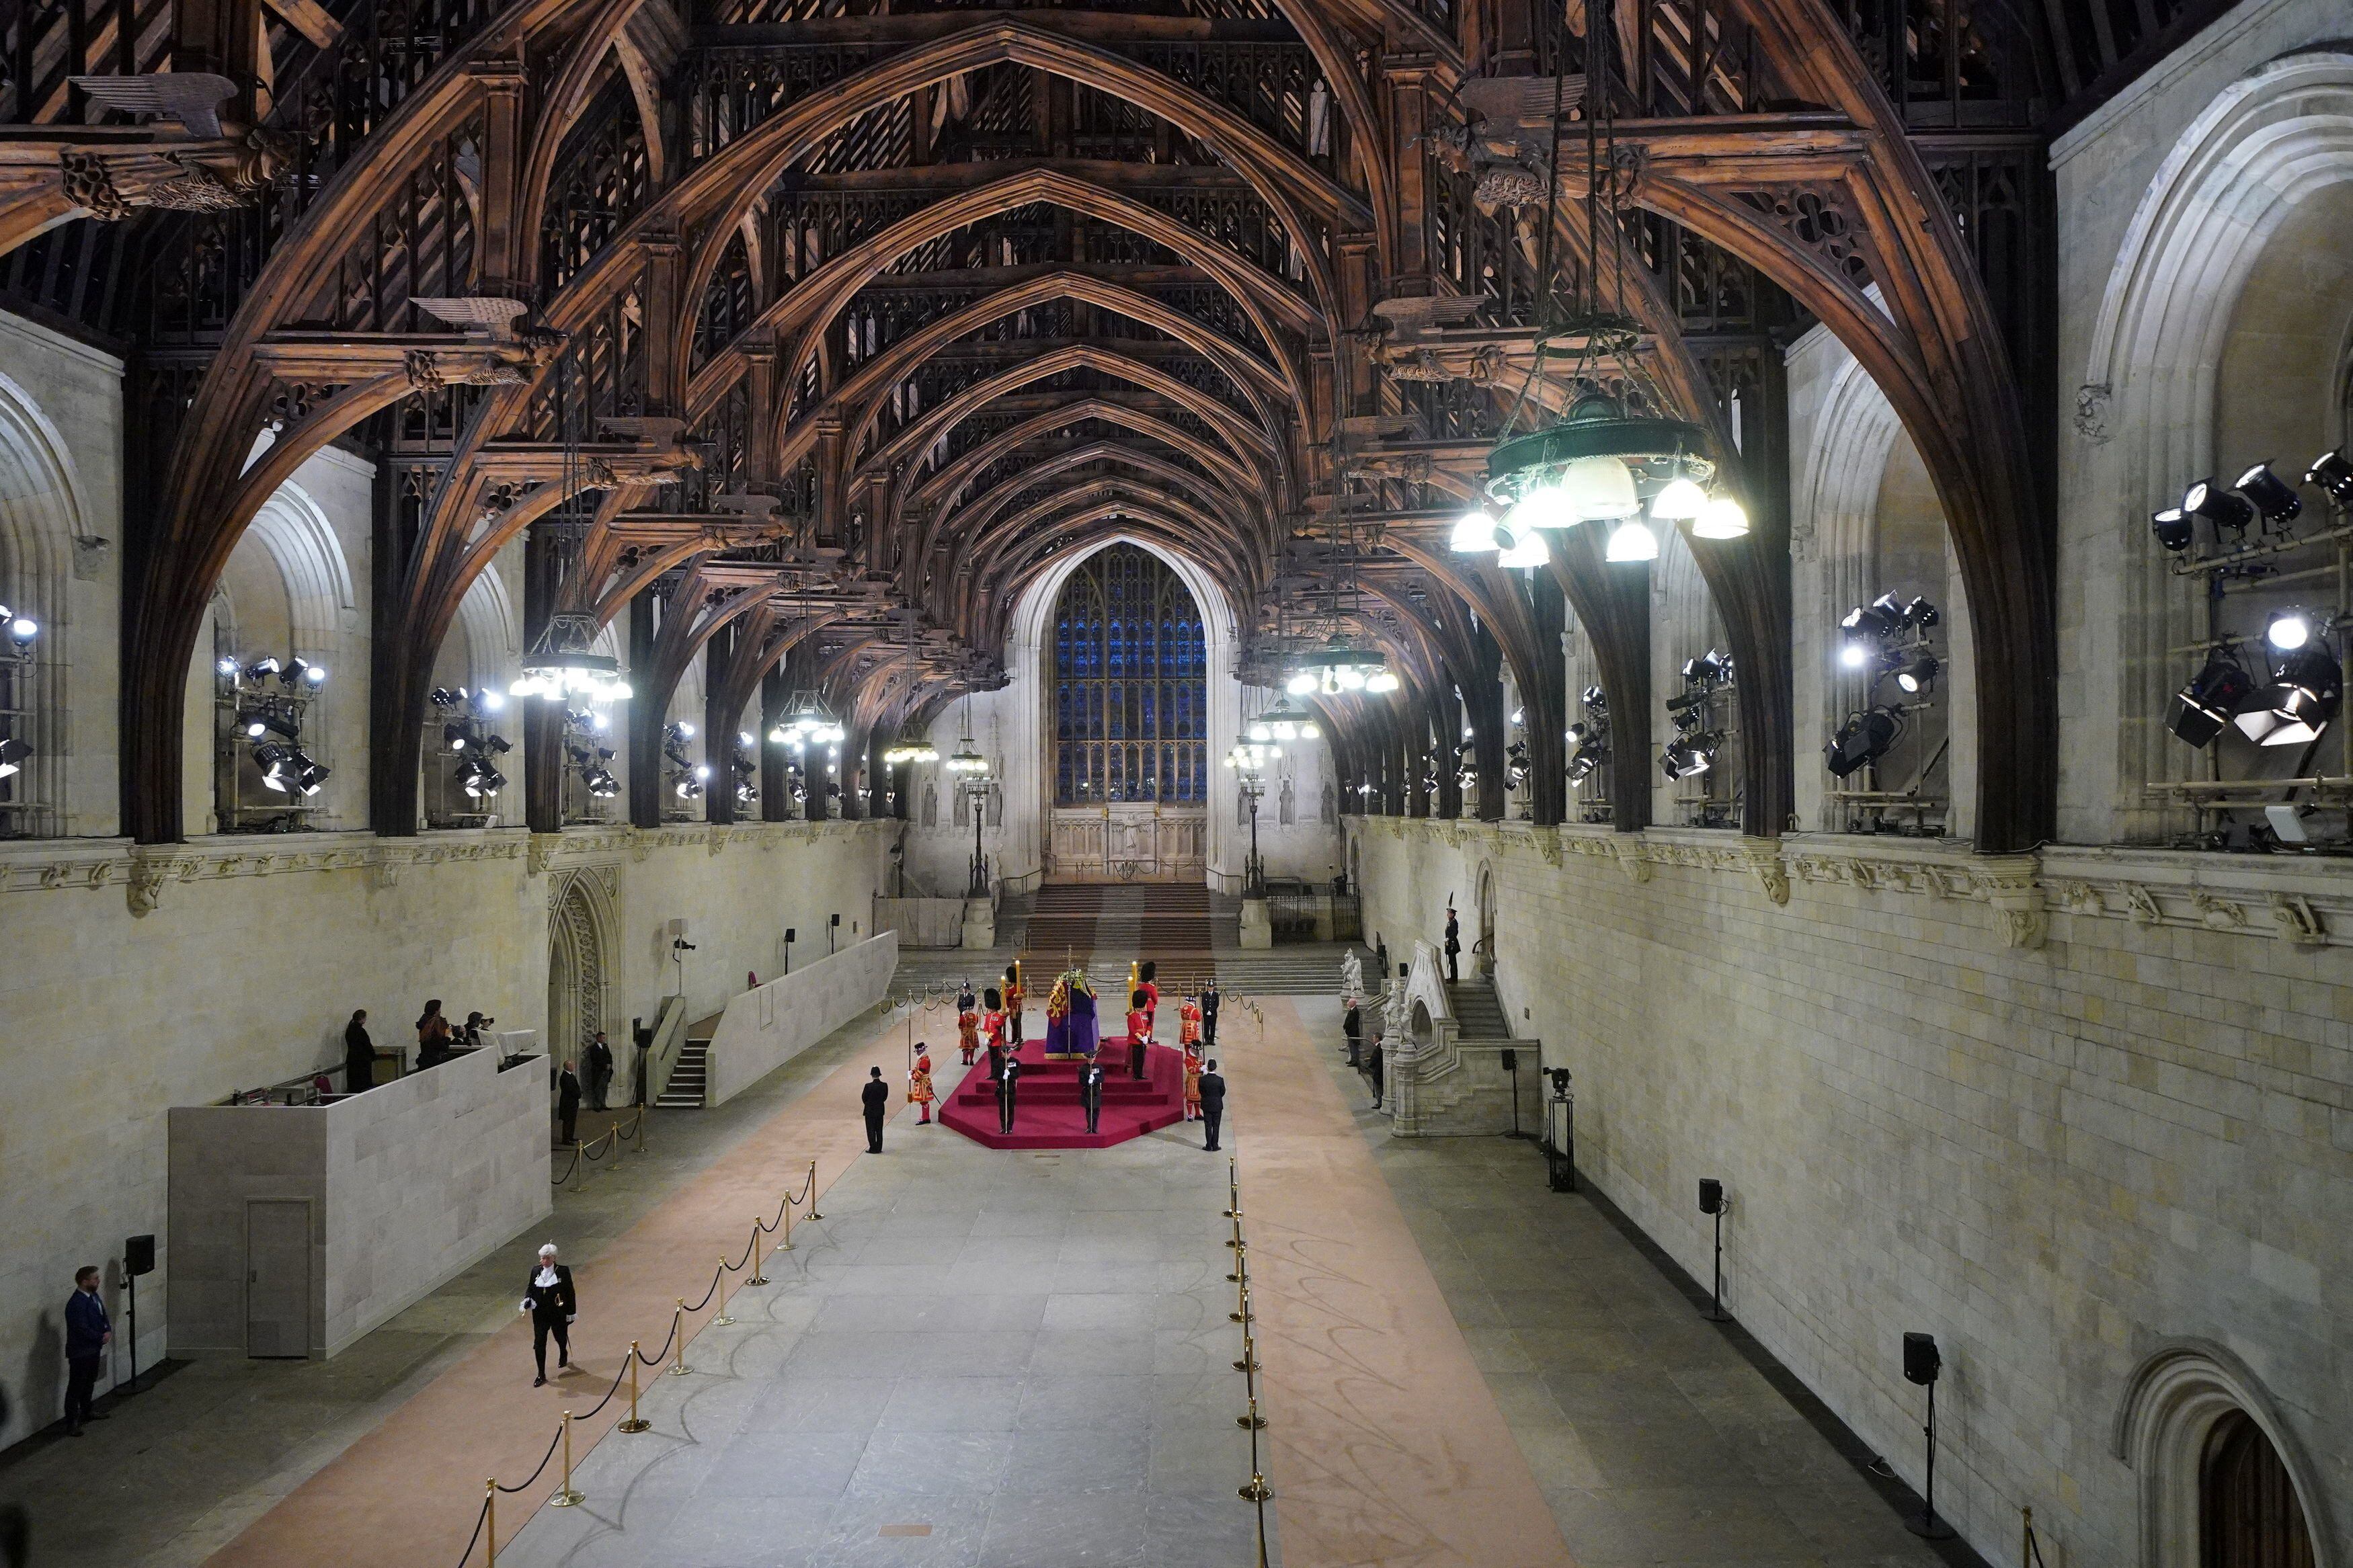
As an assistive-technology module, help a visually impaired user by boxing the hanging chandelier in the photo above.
[768,689,845,746]
[883,733,940,765]
[1283,634,1400,696]
[1248,698,1322,743]
[1225,739,1277,772]
[945,735,990,775]
[511,612,633,702]
[1451,34,1749,567]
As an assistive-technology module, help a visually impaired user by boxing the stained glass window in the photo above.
[1052,544,1206,804]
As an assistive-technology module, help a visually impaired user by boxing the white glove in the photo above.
[521,1298,536,1314]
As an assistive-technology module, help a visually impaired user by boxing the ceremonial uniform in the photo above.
[1126,990,1152,1080]
[908,1049,936,1124]
[1183,1042,1204,1120]
[957,1007,980,1065]
[1004,964,1026,1043]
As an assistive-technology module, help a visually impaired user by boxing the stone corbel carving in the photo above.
[2124,884,2163,925]
[707,824,728,856]
[1535,826,1562,866]
[2268,893,2325,948]
[1979,856,2046,950]
[628,832,652,863]
[1740,838,1790,905]
[1613,837,1650,884]
[2188,892,2246,931]
[125,848,196,916]
[2073,383,2112,444]
[527,833,562,876]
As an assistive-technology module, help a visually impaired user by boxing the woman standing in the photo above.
[344,1009,375,1092]
[415,1000,453,1067]
[521,1243,577,1387]
[908,1044,936,1125]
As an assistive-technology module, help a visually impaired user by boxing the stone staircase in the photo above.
[1445,976,1511,1038]
[656,1018,716,1108]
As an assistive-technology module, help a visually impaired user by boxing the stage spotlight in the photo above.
[0,735,30,778]
[2308,449,2353,504]
[1660,733,1718,780]
[2149,507,2195,552]
[1681,650,1728,685]
[2182,478,2254,535]
[2266,610,2313,651]
[2165,648,2258,747]
[442,723,471,750]
[1899,597,1940,632]
[484,735,514,755]
[1825,706,1902,778]
[243,657,282,681]
[2233,647,2342,747]
[291,755,330,796]
[6,613,36,645]
[1840,600,1900,643]
[2235,462,2303,524]
[217,657,241,677]
[289,658,328,687]
[479,690,505,712]
[1891,653,1940,695]
[1581,685,1607,713]
[430,688,461,707]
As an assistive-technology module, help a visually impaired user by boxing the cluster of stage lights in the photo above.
[2167,610,2342,750]
[0,601,38,780]
[564,708,620,799]
[663,721,709,800]
[220,655,333,797]
[1826,597,1940,780]
[1661,653,1730,781]
[2149,452,2353,553]
[1568,686,1609,785]
[731,731,760,806]
[430,686,512,800]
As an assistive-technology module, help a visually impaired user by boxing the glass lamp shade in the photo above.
[1561,456,1640,522]
[1285,671,1317,696]
[1364,670,1400,694]
[1506,483,1578,533]
[1605,518,1660,562]
[1495,521,1551,569]
[1449,509,1501,552]
[1691,497,1751,539]
[1650,477,1708,521]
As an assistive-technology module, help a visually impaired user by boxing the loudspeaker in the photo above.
[1548,1068,1572,1094]
[785,927,797,944]
[1698,1179,1723,1215]
[830,913,840,926]
[124,1234,156,1276]
[1500,1048,1518,1072]
[1903,1331,1941,1385]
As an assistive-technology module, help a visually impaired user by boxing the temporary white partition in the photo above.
[167,1047,551,1358]
[705,931,898,1107]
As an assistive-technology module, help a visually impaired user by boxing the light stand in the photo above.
[1544,1069,1575,1191]
[1698,1180,1729,1321]
[1501,1048,1535,1141]
[1902,1332,1956,1540]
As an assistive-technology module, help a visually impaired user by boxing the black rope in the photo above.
[635,1315,679,1366]
[495,1423,565,1493]
[758,1191,789,1233]
[726,1232,757,1273]
[680,1265,724,1315]
[454,1494,491,1568]
[574,1356,632,1423]
[551,1146,580,1185]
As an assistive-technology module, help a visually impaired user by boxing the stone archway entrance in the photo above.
[547,872,611,1067]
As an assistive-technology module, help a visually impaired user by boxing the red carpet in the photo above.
[939,1037,1193,1149]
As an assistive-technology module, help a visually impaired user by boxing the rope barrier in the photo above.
[494,1424,565,1494]
[1227,1157,1274,1557]
[450,1159,834,1565]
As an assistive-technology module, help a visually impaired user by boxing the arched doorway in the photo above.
[546,873,611,1068]
[1475,864,1497,978]
[2202,1414,2315,1568]
[1045,542,1208,881]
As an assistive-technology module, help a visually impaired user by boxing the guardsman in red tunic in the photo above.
[908,1046,936,1124]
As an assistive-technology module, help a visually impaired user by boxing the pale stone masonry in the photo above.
[1350,817,2349,1568]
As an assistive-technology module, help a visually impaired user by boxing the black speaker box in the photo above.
[1903,1331,1942,1385]
[1698,1178,1723,1215]
[125,1234,156,1276]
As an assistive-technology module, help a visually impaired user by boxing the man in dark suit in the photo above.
[63,1266,110,1434]
[522,1243,577,1387]
[557,1059,582,1145]
[997,1056,1022,1134]
[1197,1060,1227,1151]
[861,1065,891,1152]
[1200,984,1220,1048]
[584,1031,614,1111]
[1079,1060,1105,1134]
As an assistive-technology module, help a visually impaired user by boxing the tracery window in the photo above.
[1053,545,1206,804]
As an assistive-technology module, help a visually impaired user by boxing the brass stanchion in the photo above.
[1233,1327,1260,1373]
[617,1342,650,1432]
[713,1260,736,1326]
[1226,1239,1246,1284]
[667,1303,690,1376]
[779,1192,794,1251]
[634,1108,647,1153]
[485,1478,497,1567]
[1239,1471,1272,1502]
[550,1411,585,1506]
[570,1141,587,1192]
[748,1223,770,1286]
[805,1159,823,1220]
[1230,1277,1251,1325]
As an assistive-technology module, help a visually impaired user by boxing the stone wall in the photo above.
[1349,817,2349,1568]
[703,932,898,1106]
[0,818,886,1446]
[166,1045,551,1358]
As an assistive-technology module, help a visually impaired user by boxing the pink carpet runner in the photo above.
[938,1037,1192,1149]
